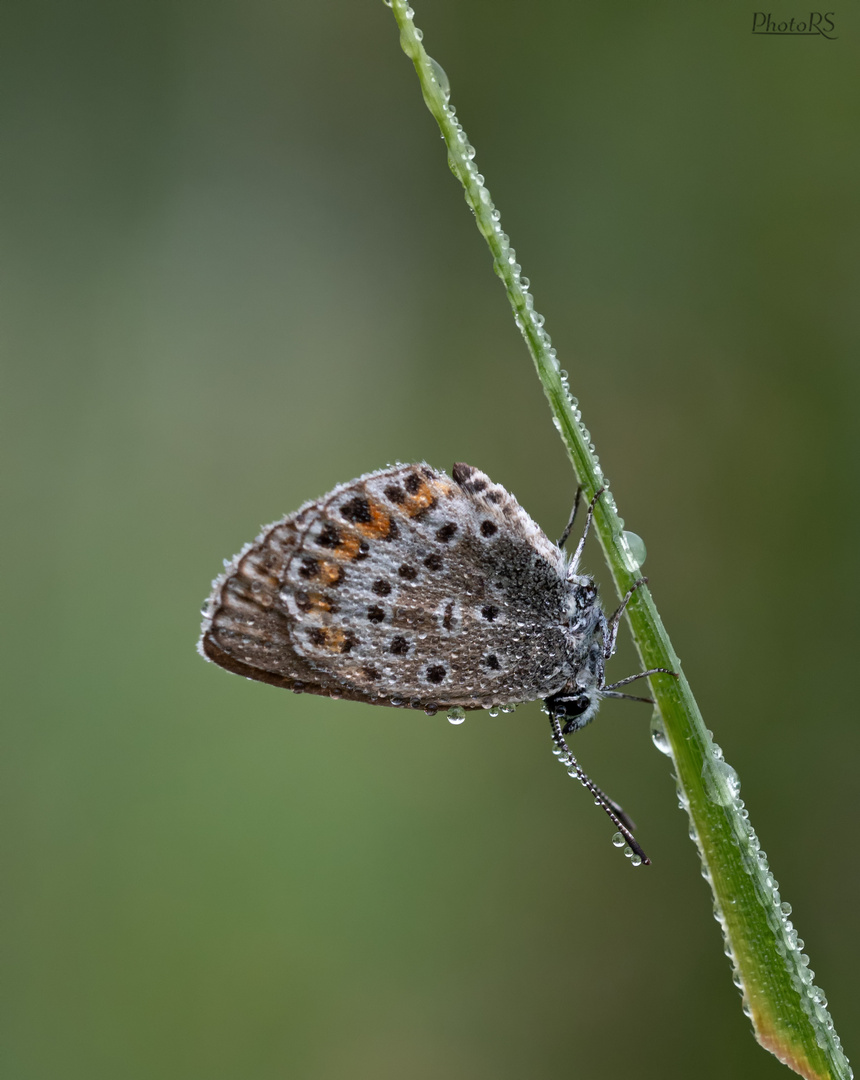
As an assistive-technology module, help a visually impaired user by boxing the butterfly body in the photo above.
[200,462,609,717]
[200,462,678,863]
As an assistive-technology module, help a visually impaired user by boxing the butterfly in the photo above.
[199,462,674,862]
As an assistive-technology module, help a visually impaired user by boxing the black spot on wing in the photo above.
[340,496,372,524]
[317,524,341,548]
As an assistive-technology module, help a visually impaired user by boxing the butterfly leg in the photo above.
[566,487,605,572]
[603,576,649,659]
[556,486,583,549]
[601,670,678,706]
[601,578,678,695]
[601,688,657,704]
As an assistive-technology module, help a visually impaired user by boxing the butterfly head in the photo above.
[544,680,603,735]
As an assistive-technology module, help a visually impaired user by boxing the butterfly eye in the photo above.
[558,694,595,736]
[545,691,593,729]
[564,694,591,718]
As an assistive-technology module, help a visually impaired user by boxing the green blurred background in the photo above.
[3,2,858,1077]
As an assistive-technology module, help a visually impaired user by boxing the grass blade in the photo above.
[385,3,852,1076]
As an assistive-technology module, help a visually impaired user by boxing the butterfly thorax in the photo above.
[542,573,607,731]
[564,573,601,633]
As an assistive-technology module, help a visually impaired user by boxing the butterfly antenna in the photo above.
[549,714,651,866]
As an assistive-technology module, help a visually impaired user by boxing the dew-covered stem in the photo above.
[386,3,851,1078]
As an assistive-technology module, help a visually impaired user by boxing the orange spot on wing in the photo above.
[334,532,363,560]
[317,562,344,586]
[353,500,395,539]
[403,480,438,517]
[305,592,333,613]
[325,628,354,653]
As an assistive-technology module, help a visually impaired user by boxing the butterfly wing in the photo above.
[199,463,572,711]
